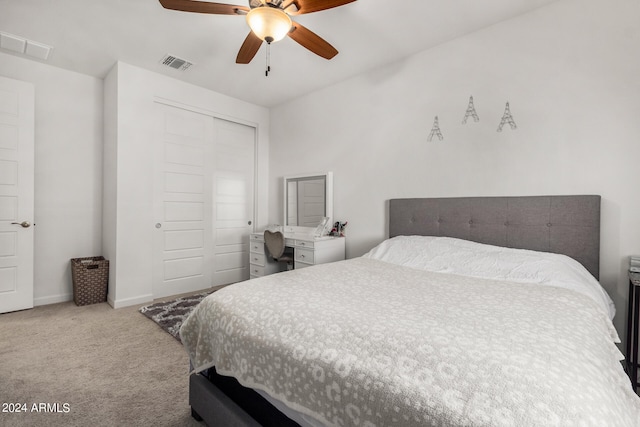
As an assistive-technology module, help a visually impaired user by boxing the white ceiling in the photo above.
[0,0,558,107]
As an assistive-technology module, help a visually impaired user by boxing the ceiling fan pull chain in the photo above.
[265,42,271,77]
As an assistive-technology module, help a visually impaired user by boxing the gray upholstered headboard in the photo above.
[389,195,601,279]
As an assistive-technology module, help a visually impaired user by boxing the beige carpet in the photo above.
[0,296,206,427]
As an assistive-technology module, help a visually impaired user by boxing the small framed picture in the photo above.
[314,217,330,237]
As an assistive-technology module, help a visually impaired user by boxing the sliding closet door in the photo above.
[153,105,255,298]
[212,118,255,286]
[153,104,214,298]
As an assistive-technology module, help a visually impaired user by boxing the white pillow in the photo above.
[363,235,616,320]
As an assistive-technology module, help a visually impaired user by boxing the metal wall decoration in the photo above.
[427,116,444,141]
[462,96,480,124]
[497,101,517,132]
[427,98,518,142]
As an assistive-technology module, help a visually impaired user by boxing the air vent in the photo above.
[160,54,193,71]
[0,31,53,60]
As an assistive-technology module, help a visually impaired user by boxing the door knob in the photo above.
[11,221,31,228]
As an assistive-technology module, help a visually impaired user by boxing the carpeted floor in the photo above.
[139,291,215,344]
[0,291,215,427]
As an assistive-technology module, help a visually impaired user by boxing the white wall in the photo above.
[0,55,270,309]
[269,0,640,338]
[103,62,270,308]
[0,52,103,306]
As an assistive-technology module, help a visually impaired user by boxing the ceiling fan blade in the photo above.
[287,22,338,60]
[159,0,249,15]
[284,0,356,15]
[236,31,263,64]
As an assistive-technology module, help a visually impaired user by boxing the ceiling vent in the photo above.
[160,54,193,71]
[0,31,53,60]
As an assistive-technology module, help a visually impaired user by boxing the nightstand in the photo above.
[626,271,640,392]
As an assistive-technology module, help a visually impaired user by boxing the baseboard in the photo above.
[108,293,154,309]
[35,287,220,309]
[34,293,72,306]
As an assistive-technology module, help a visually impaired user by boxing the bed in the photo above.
[181,195,640,426]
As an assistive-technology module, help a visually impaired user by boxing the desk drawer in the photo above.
[250,253,266,267]
[295,248,314,265]
[294,239,314,249]
[250,242,265,255]
[250,265,265,277]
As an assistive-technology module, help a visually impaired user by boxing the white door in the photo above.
[0,76,34,313]
[212,118,255,286]
[153,104,214,299]
[153,105,256,298]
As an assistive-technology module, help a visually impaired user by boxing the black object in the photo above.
[189,368,300,426]
[626,271,640,392]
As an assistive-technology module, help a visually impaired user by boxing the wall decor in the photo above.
[462,96,480,124]
[497,101,517,132]
[428,116,444,141]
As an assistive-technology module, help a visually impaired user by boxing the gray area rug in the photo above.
[139,290,215,343]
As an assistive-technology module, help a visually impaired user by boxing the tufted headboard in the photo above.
[388,195,601,279]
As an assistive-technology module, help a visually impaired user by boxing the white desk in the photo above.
[249,232,345,279]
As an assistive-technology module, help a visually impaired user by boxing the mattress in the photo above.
[181,236,640,426]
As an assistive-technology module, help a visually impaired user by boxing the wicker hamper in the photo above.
[70,256,109,306]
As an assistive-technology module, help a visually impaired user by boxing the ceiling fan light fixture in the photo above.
[246,7,292,43]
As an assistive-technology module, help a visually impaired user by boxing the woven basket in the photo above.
[70,256,109,306]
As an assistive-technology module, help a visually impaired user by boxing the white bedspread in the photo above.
[181,254,640,426]
[363,236,615,319]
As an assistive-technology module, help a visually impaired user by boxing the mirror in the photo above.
[283,172,333,232]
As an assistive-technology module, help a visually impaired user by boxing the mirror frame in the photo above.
[282,172,333,234]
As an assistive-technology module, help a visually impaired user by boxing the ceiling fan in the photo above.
[159,0,356,65]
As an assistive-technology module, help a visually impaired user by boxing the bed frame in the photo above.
[189,194,601,426]
[388,195,600,279]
